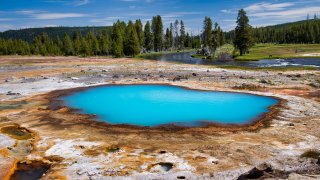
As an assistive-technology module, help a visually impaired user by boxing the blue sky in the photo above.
[0,0,320,32]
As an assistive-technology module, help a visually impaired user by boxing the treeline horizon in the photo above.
[225,15,320,44]
[0,16,206,57]
[0,12,320,57]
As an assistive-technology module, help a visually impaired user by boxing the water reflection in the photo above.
[144,52,320,68]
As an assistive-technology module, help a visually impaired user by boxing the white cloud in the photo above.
[74,0,91,6]
[33,13,89,20]
[250,6,320,18]
[45,0,91,6]
[16,10,45,15]
[220,1,320,29]
[245,2,295,12]
[221,9,235,14]
[16,10,89,20]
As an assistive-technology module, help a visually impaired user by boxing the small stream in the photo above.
[143,52,320,68]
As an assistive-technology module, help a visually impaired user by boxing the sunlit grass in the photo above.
[235,44,320,61]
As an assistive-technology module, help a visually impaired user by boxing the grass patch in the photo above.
[235,44,320,61]
[219,65,318,71]
[300,149,320,159]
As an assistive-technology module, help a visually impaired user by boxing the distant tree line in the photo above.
[0,15,201,57]
[2,12,318,58]
[0,26,112,43]
[226,15,320,44]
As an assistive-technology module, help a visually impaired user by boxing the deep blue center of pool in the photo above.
[61,85,278,127]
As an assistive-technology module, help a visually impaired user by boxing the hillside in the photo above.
[0,26,112,42]
[225,19,320,44]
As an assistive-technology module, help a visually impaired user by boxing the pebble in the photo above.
[71,77,79,80]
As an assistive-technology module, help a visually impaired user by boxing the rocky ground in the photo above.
[0,56,319,179]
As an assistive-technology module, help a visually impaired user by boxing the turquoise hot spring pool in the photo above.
[60,85,279,127]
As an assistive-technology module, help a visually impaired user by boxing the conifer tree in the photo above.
[212,22,220,54]
[169,23,174,49]
[54,36,63,55]
[219,30,225,46]
[87,31,100,56]
[124,21,140,57]
[80,37,89,56]
[165,28,171,50]
[202,16,213,50]
[234,9,254,55]
[0,39,8,55]
[174,20,179,49]
[111,22,124,57]
[98,30,111,55]
[135,19,145,48]
[180,20,186,49]
[144,21,153,52]
[62,33,74,56]
[73,31,82,55]
[151,15,163,52]
[185,32,191,48]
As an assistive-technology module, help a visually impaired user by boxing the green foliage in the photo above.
[234,9,254,56]
[201,17,225,56]
[135,19,145,48]
[226,18,320,44]
[0,39,31,55]
[169,23,174,49]
[98,31,111,55]
[254,19,320,44]
[111,22,124,57]
[235,44,320,61]
[173,20,179,49]
[192,35,201,49]
[73,31,82,55]
[144,21,153,52]
[165,28,171,51]
[124,21,140,57]
[151,15,163,52]
[63,33,74,56]
[0,26,112,43]
[203,16,213,49]
[80,37,90,56]
[86,31,100,56]
[180,20,186,49]
[212,23,220,54]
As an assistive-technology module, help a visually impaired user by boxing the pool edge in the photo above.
[43,83,285,132]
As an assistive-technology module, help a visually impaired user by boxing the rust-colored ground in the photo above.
[0,56,319,179]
